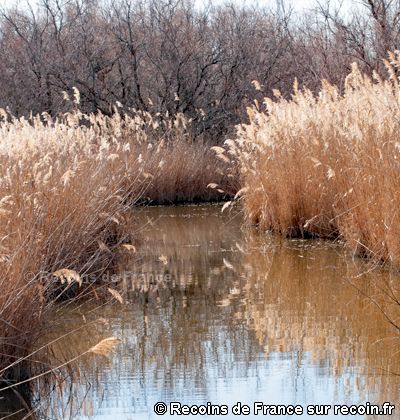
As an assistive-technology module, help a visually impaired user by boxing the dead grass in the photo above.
[229,52,400,267]
[0,98,234,382]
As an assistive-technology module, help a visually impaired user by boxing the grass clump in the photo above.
[230,52,400,266]
[0,100,233,383]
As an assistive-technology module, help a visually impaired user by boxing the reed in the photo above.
[0,98,233,382]
[230,52,400,267]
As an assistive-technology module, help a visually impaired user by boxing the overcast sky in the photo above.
[0,0,353,15]
[0,0,321,11]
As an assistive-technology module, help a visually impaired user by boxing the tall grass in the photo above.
[0,98,233,382]
[229,52,400,267]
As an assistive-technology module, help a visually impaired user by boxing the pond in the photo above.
[6,204,400,419]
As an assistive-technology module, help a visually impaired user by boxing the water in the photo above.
[22,205,400,418]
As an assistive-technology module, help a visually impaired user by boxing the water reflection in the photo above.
[12,205,400,418]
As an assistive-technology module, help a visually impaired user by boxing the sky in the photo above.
[0,0,353,15]
[0,0,322,11]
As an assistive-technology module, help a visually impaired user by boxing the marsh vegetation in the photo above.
[1,0,400,417]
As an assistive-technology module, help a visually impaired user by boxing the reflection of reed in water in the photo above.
[238,236,400,405]
[118,204,245,296]
[17,205,400,418]
[15,205,250,418]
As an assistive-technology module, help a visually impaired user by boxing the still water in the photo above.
[35,205,400,418]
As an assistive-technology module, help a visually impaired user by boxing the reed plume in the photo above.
[230,52,400,267]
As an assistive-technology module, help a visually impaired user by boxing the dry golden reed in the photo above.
[0,100,233,381]
[230,52,400,267]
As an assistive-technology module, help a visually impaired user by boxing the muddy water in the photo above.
[33,205,400,418]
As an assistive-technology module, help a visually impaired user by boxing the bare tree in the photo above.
[0,0,397,140]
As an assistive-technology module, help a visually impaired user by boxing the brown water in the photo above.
[14,205,400,419]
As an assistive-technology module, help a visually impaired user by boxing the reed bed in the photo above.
[0,96,233,383]
[229,52,400,267]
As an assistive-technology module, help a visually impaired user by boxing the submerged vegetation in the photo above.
[230,52,400,266]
